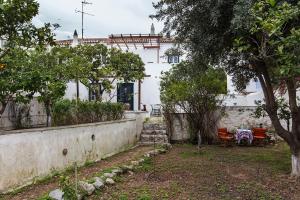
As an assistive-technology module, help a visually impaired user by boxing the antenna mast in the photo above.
[76,0,94,41]
[75,0,94,100]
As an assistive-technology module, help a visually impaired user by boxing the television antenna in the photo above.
[75,0,94,100]
[75,0,94,40]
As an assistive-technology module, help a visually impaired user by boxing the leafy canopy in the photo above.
[74,44,145,100]
[0,0,54,58]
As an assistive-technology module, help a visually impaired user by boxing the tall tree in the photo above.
[0,0,54,115]
[154,0,300,176]
[161,61,227,147]
[75,44,145,101]
[27,46,74,127]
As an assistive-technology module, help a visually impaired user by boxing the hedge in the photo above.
[52,99,124,126]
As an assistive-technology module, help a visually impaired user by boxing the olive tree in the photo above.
[160,61,227,148]
[0,0,54,115]
[154,0,300,175]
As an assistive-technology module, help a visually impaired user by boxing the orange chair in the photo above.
[218,128,234,146]
[252,128,267,146]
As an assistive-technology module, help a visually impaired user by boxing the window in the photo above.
[168,55,180,64]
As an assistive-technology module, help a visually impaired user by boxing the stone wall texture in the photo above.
[169,106,277,142]
[219,106,273,131]
[0,99,47,130]
[0,112,148,193]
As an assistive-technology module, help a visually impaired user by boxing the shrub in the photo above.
[52,99,75,126]
[59,176,77,200]
[52,99,124,126]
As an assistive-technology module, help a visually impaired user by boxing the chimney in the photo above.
[166,32,171,38]
[72,29,79,47]
[150,23,155,35]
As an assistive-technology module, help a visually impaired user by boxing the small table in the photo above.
[235,129,253,145]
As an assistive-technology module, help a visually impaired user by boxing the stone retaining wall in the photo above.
[169,106,275,142]
[0,112,148,193]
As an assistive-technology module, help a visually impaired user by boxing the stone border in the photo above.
[47,144,172,200]
[0,119,136,136]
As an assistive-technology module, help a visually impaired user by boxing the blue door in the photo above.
[117,83,134,110]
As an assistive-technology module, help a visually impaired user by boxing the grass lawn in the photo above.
[89,142,300,200]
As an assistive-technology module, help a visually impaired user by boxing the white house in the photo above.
[224,76,265,107]
[56,25,179,111]
[58,25,294,112]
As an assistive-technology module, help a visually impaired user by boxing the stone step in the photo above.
[140,134,168,144]
[143,123,166,130]
[138,142,171,146]
[141,129,167,135]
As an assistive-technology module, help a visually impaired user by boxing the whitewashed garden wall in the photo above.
[169,106,273,142]
[0,112,148,193]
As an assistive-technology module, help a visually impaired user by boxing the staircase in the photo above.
[139,122,169,145]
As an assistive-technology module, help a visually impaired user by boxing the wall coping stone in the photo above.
[0,119,136,136]
[124,111,149,114]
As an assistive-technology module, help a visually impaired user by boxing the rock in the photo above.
[112,168,123,175]
[144,153,151,158]
[78,181,95,196]
[158,148,167,153]
[103,172,115,178]
[131,161,139,166]
[148,150,159,156]
[77,194,83,200]
[138,158,145,164]
[93,177,104,189]
[105,178,115,185]
[121,165,134,172]
[128,171,134,176]
[49,189,64,200]
[164,143,172,149]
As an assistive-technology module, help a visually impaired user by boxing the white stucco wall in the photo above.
[0,118,144,193]
[64,37,176,111]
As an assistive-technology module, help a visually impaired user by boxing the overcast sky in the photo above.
[33,0,164,40]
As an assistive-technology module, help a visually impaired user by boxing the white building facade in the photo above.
[224,76,265,107]
[59,27,296,111]
[57,27,178,111]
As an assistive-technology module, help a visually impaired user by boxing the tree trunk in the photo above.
[45,101,52,127]
[291,153,300,177]
[197,130,202,150]
[46,114,52,127]
[0,101,7,116]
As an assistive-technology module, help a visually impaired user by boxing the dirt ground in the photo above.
[2,143,300,200]
[0,146,153,200]
[89,142,300,200]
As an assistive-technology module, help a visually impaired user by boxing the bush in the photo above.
[52,99,124,126]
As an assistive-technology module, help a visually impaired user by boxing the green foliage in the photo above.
[52,99,124,126]
[0,0,54,59]
[119,194,129,200]
[0,0,55,115]
[137,193,152,200]
[161,61,227,144]
[73,44,145,101]
[59,176,77,200]
[37,194,52,200]
[253,98,294,131]
[154,0,300,160]
[137,157,153,172]
[153,0,237,64]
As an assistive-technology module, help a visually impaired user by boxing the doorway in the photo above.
[117,83,134,110]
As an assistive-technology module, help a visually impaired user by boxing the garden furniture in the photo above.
[218,128,234,147]
[235,129,253,145]
[151,104,162,116]
[252,128,268,146]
